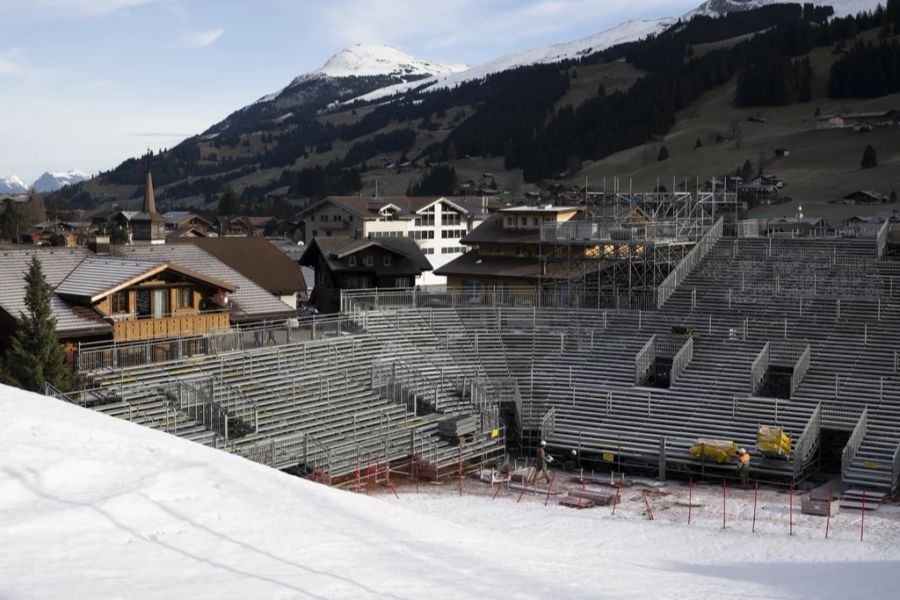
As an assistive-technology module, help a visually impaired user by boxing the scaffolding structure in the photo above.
[538,191,738,306]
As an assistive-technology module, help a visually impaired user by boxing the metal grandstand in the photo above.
[51,216,900,495]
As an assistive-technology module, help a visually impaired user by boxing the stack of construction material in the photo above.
[438,415,478,439]
[689,439,738,463]
[757,425,791,458]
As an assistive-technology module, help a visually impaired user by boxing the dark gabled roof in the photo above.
[434,252,573,280]
[299,236,432,274]
[163,211,213,228]
[173,237,307,295]
[299,196,480,221]
[461,213,543,245]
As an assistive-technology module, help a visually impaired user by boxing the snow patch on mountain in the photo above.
[0,175,28,194]
[254,44,468,105]
[32,170,88,193]
[353,18,674,103]
[687,0,883,19]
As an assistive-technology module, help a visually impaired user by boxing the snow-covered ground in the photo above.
[2,383,898,599]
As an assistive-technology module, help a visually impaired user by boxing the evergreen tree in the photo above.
[890,189,897,202]
[218,188,241,215]
[1,199,21,242]
[695,138,703,150]
[5,255,71,392]
[861,145,878,169]
[657,146,669,161]
[740,159,754,182]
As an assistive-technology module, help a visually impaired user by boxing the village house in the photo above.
[435,204,583,292]
[0,242,296,363]
[816,110,899,130]
[298,236,432,312]
[298,195,490,285]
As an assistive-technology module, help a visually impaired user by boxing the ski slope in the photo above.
[1,383,899,599]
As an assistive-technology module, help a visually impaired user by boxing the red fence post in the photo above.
[492,473,505,500]
[861,489,866,542]
[789,480,794,536]
[825,489,832,540]
[576,479,586,508]
[386,465,399,499]
[414,457,419,494]
[355,454,360,493]
[517,469,533,503]
[544,471,556,506]
[612,483,620,515]
[752,482,758,533]
[643,490,655,520]
[365,453,372,495]
[458,446,463,497]
[688,477,693,525]
[722,479,727,529]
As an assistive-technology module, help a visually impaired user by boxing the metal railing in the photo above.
[876,218,890,259]
[342,286,657,314]
[76,315,360,373]
[540,407,556,441]
[670,337,694,386]
[635,335,657,386]
[657,217,723,309]
[841,406,868,481]
[790,345,811,396]
[750,341,771,396]
[793,403,822,479]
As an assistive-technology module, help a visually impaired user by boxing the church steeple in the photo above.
[144,170,157,215]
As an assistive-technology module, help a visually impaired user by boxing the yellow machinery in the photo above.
[757,425,791,458]
[689,439,738,464]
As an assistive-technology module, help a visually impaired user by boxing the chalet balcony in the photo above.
[111,310,230,342]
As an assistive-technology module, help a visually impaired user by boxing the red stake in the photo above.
[825,489,832,540]
[722,479,727,529]
[355,454,361,493]
[458,446,463,497]
[516,469,533,503]
[544,471,557,506]
[612,483,620,515]
[861,489,866,542]
[576,479,587,508]
[789,481,794,536]
[385,465,399,499]
[643,490,655,520]
[365,453,371,495]
[492,474,505,500]
[414,457,419,494]
[752,482,759,533]
[688,477,693,525]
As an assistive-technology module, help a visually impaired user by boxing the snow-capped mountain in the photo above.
[0,175,28,194]
[32,170,88,193]
[208,45,467,134]
[687,0,882,19]
[354,19,675,103]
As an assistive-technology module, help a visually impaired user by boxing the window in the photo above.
[383,256,392,266]
[348,255,357,267]
[111,291,129,314]
[415,214,435,227]
[519,217,527,227]
[443,213,461,226]
[505,216,514,228]
[423,248,435,255]
[363,255,374,266]
[319,215,328,222]
[177,287,192,309]
[533,217,540,227]
[312,230,318,237]
[333,215,342,222]
[516,245,526,257]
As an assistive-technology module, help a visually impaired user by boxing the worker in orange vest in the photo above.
[736,448,751,486]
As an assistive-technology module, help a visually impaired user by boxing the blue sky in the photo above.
[0,0,699,184]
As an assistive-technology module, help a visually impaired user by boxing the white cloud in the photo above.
[0,48,31,76]
[180,28,224,48]
[25,0,158,16]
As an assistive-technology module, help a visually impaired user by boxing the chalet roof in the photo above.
[299,236,432,274]
[301,196,480,221]
[434,252,573,280]
[163,211,213,228]
[461,213,542,245]
[0,244,296,336]
[55,257,237,303]
[113,245,295,321]
[174,237,307,295]
[0,248,110,336]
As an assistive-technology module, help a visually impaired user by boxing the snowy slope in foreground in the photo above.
[688,0,883,18]
[355,19,673,103]
[2,384,900,599]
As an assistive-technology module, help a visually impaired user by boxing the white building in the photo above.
[299,196,491,285]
